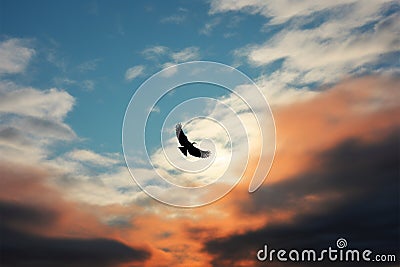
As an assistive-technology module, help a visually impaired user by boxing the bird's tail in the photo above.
[178,147,188,156]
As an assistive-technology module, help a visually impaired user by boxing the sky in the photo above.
[0,0,399,266]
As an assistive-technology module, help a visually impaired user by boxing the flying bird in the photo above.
[175,123,211,158]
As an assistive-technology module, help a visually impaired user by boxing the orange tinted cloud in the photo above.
[199,75,400,266]
[1,75,398,267]
[268,75,400,183]
[0,160,151,266]
[134,75,400,266]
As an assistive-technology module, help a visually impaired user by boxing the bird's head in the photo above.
[192,142,197,145]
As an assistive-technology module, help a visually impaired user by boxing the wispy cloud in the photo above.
[222,0,399,93]
[53,77,95,91]
[124,65,145,81]
[209,0,395,25]
[81,80,95,91]
[45,48,68,72]
[199,17,221,35]
[160,14,186,24]
[170,47,200,62]
[240,12,399,82]
[142,45,200,63]
[142,45,169,60]
[77,58,101,72]
[0,38,35,75]
[66,149,121,167]
[160,7,188,24]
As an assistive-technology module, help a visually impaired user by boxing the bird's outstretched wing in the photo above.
[176,123,191,147]
[188,146,211,158]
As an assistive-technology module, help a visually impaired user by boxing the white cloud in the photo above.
[209,0,393,25]
[142,46,201,65]
[0,81,77,164]
[125,65,145,81]
[248,12,398,85]
[0,38,35,75]
[46,158,143,206]
[0,126,47,164]
[160,62,179,77]
[0,81,75,120]
[171,47,200,62]
[66,149,121,166]
[255,73,318,107]
[246,14,399,69]
[142,45,169,60]
[216,0,399,91]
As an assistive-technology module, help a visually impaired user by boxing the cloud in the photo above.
[66,149,121,166]
[1,226,151,267]
[0,197,150,266]
[12,116,76,141]
[0,200,58,229]
[159,62,179,77]
[200,17,222,35]
[209,0,396,25]
[0,81,77,164]
[160,7,188,24]
[255,74,318,107]
[0,38,35,75]
[52,77,95,91]
[160,14,186,24]
[82,79,95,91]
[45,47,67,71]
[77,58,101,72]
[0,73,398,266]
[149,106,160,113]
[190,76,400,266]
[0,81,75,120]
[125,65,145,81]
[215,0,399,98]
[203,132,399,267]
[110,75,398,266]
[170,47,200,62]
[0,162,151,267]
[140,46,201,78]
[142,46,169,60]
[241,12,399,84]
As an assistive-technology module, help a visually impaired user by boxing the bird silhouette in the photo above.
[175,123,211,158]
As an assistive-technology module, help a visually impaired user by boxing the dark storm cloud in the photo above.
[0,200,58,228]
[203,132,400,267]
[0,201,151,267]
